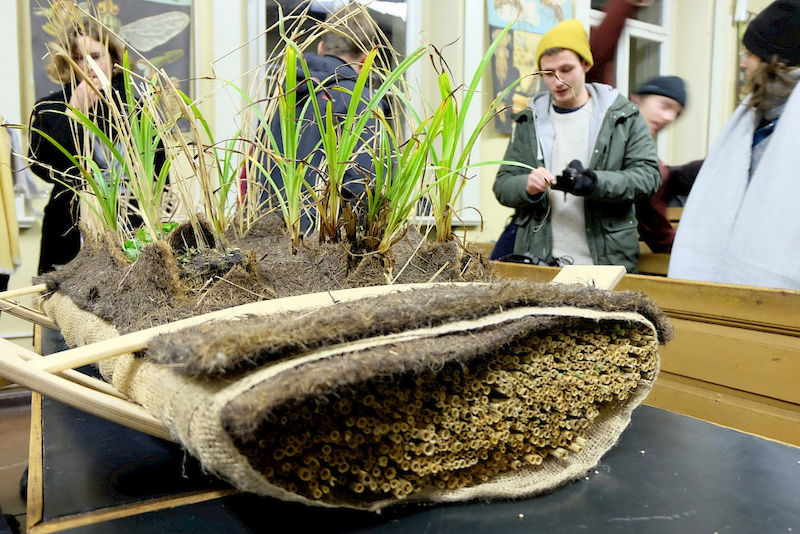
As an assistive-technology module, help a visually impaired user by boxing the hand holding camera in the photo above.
[553,159,598,197]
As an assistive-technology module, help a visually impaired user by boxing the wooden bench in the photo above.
[484,261,800,446]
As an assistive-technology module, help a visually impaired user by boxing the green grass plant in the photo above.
[426,21,520,242]
[25,49,172,245]
[262,43,319,248]
[113,53,172,242]
[225,44,321,250]
[291,41,428,244]
[364,103,444,253]
[25,121,125,235]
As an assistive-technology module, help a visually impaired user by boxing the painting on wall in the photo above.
[29,0,192,100]
[486,0,573,133]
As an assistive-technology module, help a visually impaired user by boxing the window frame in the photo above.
[589,2,672,96]
[589,1,673,154]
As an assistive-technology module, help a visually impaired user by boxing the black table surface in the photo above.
[38,392,800,534]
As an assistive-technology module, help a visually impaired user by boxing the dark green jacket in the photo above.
[493,83,660,272]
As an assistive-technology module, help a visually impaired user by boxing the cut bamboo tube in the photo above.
[0,337,172,441]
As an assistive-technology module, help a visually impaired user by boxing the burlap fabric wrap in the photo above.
[42,283,665,511]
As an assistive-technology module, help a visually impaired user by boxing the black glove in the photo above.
[553,160,598,196]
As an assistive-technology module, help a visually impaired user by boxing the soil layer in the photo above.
[39,214,493,334]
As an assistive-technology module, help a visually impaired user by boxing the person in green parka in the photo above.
[492,19,660,273]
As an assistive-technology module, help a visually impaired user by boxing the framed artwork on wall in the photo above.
[29,0,192,100]
[486,0,574,133]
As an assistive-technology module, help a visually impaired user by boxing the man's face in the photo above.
[635,94,683,135]
[539,50,591,108]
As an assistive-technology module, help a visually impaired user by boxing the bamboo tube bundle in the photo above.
[26,280,671,511]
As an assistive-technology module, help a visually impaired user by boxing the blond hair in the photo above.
[320,4,379,61]
[45,18,126,84]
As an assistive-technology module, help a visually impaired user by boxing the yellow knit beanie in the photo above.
[536,19,594,69]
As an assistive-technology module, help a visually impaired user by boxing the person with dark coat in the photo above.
[29,20,126,274]
[257,6,387,234]
[588,0,701,254]
[630,75,697,253]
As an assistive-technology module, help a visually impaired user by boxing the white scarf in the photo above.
[668,78,800,289]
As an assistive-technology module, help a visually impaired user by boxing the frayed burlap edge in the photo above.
[42,287,660,512]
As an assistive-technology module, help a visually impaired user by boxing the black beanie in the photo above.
[635,75,687,108]
[743,0,800,66]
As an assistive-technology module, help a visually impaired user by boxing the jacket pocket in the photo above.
[513,207,550,259]
[599,217,638,269]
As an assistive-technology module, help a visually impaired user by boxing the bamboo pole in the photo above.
[27,393,43,530]
[0,337,126,398]
[0,299,59,330]
[0,337,172,441]
[0,284,57,329]
[0,283,48,300]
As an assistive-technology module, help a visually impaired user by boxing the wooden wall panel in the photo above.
[617,275,800,335]
[661,319,800,405]
[646,372,800,446]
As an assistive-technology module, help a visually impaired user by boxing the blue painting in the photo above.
[487,0,573,34]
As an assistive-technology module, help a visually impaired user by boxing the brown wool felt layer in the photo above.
[146,280,672,378]
[39,236,187,328]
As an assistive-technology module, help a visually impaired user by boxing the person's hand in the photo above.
[68,79,100,115]
[526,167,556,196]
[553,160,598,196]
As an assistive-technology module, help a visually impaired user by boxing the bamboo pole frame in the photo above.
[0,337,171,440]
[0,339,127,398]
[0,284,58,329]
